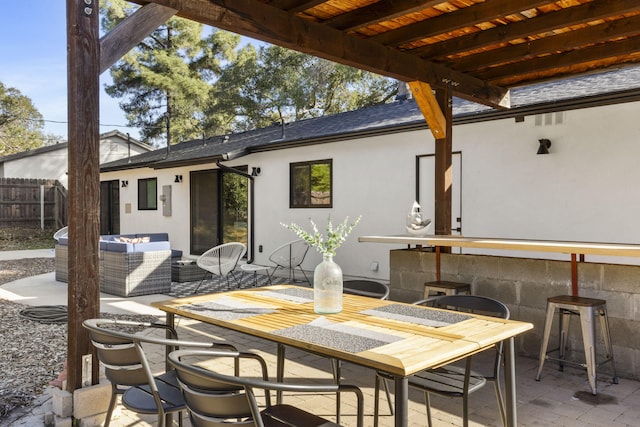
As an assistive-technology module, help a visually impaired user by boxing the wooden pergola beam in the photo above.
[409,81,446,140]
[449,15,640,73]
[479,36,640,84]
[325,0,444,32]
[370,0,550,47]
[133,0,510,109]
[100,3,177,73]
[413,0,639,60]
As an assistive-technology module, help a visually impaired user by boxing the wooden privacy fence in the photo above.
[0,178,68,229]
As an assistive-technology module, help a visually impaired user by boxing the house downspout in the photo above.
[216,160,256,263]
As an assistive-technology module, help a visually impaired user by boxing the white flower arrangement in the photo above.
[282,215,362,257]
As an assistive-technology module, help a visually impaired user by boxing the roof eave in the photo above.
[149,148,248,169]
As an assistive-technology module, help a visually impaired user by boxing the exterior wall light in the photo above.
[537,139,552,155]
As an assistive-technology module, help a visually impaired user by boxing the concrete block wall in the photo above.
[389,249,640,380]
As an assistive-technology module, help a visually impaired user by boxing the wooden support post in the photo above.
[409,81,454,241]
[66,0,101,391]
[434,85,453,241]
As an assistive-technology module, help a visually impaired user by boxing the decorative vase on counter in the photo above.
[405,200,432,235]
[313,254,343,314]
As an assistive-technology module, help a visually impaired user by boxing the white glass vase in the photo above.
[313,254,343,314]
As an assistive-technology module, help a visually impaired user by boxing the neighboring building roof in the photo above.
[100,130,151,151]
[0,142,67,163]
[0,130,149,164]
[101,66,640,172]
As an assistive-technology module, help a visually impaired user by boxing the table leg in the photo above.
[435,246,441,282]
[277,343,285,404]
[394,376,408,427]
[164,313,182,426]
[166,312,175,329]
[165,313,175,372]
[503,337,517,427]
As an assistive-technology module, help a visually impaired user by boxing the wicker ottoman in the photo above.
[171,261,207,283]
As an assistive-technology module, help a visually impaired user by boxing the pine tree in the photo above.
[0,82,46,156]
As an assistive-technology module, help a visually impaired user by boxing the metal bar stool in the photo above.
[535,295,618,395]
[423,280,471,299]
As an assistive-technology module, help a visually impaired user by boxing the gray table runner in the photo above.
[273,317,402,353]
[182,296,275,321]
[362,304,473,327]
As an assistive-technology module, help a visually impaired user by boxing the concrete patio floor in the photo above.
[2,250,639,426]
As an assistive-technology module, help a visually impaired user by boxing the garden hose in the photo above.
[18,305,68,323]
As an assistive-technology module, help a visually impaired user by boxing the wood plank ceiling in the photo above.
[135,0,640,110]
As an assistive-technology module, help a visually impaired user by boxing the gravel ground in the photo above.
[0,258,155,420]
[0,258,62,418]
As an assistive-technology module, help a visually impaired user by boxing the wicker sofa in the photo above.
[55,233,179,297]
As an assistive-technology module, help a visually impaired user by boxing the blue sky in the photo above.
[0,2,262,143]
[0,2,141,140]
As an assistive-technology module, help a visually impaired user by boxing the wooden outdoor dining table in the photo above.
[152,284,533,427]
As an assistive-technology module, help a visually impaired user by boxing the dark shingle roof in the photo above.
[101,66,640,172]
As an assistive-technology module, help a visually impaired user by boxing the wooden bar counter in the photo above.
[359,235,640,296]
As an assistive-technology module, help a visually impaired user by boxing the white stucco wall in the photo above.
[2,134,150,188]
[100,100,640,281]
[3,145,69,185]
[457,103,640,264]
[99,135,152,164]
[103,166,198,253]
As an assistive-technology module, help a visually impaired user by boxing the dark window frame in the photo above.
[289,159,333,208]
[138,177,158,210]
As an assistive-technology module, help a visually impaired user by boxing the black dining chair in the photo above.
[169,348,364,427]
[342,279,390,300]
[373,295,510,427]
[83,318,237,427]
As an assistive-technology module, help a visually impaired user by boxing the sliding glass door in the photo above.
[190,167,248,255]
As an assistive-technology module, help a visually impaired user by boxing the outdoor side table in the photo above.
[171,261,206,283]
[240,263,272,287]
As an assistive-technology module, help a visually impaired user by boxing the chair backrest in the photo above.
[170,349,364,427]
[343,280,390,300]
[83,318,157,387]
[197,242,247,276]
[419,294,510,320]
[417,295,509,381]
[169,349,269,427]
[268,239,310,269]
[53,226,68,242]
